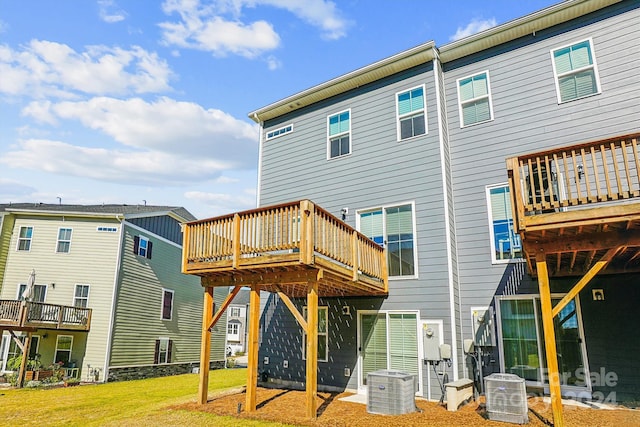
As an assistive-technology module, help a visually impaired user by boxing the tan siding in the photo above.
[0,214,122,379]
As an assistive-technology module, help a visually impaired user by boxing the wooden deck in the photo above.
[182,199,388,297]
[506,132,640,427]
[0,300,92,331]
[183,199,388,419]
[507,133,640,278]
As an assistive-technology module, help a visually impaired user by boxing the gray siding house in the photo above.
[0,203,226,383]
[248,0,640,403]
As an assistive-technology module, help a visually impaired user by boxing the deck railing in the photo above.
[0,300,92,331]
[507,134,640,224]
[183,200,387,284]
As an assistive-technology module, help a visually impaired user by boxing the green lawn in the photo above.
[0,368,292,426]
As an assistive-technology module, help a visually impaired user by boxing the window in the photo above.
[230,307,241,317]
[457,71,493,127]
[56,228,72,253]
[327,110,351,159]
[551,39,600,103]
[302,306,328,362]
[18,283,46,302]
[266,124,293,140]
[97,226,117,232]
[486,184,522,263]
[55,335,73,365]
[133,235,152,259]
[396,86,426,140]
[154,338,172,364]
[161,289,174,320]
[227,322,239,335]
[6,335,40,365]
[17,226,33,251]
[74,284,90,308]
[358,203,417,277]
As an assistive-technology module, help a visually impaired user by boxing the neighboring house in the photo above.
[0,203,226,383]
[241,0,640,405]
[226,289,249,355]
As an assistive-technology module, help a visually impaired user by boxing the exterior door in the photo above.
[358,311,420,394]
[498,295,591,397]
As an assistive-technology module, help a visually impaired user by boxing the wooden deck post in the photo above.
[17,332,31,388]
[198,286,214,404]
[536,257,564,427]
[306,281,318,419]
[246,285,261,412]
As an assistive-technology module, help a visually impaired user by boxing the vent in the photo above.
[367,370,416,415]
[485,373,529,424]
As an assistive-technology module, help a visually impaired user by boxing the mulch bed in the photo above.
[174,387,640,427]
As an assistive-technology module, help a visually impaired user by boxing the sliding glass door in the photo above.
[498,296,590,395]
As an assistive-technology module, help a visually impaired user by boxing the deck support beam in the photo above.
[276,288,308,332]
[198,286,214,404]
[246,285,261,413]
[552,247,619,317]
[306,281,318,419]
[206,285,242,331]
[536,257,564,427]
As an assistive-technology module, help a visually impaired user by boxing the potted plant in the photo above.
[63,377,81,387]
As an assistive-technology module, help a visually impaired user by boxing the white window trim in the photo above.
[161,288,174,321]
[550,37,601,104]
[230,307,241,317]
[302,306,329,363]
[54,335,73,364]
[73,284,90,308]
[265,123,294,141]
[486,183,525,265]
[395,84,427,141]
[17,283,47,302]
[16,226,33,251]
[494,294,591,391]
[356,200,419,280]
[456,70,494,128]
[157,337,171,364]
[138,235,150,257]
[326,108,352,160]
[356,309,423,395]
[56,227,72,253]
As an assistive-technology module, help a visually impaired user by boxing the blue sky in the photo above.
[0,0,559,219]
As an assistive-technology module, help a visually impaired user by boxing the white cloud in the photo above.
[159,0,349,59]
[23,96,259,167]
[98,0,128,23]
[160,0,280,58]
[184,190,256,211]
[0,178,37,199]
[265,55,281,70]
[0,41,173,99]
[256,0,350,40]
[1,138,229,185]
[450,18,497,41]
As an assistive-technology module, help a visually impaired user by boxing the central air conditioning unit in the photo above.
[367,370,417,415]
[485,373,529,424]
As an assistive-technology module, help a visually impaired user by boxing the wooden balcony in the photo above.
[506,133,640,278]
[182,200,388,297]
[0,300,92,331]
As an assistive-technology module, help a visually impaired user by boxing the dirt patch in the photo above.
[174,387,640,426]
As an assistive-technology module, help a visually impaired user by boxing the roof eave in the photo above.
[249,41,436,123]
[438,0,622,62]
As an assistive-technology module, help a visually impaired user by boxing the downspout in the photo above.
[433,48,460,380]
[103,214,126,382]
[254,113,264,208]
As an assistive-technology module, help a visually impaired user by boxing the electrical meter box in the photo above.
[422,322,441,361]
[472,307,496,347]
